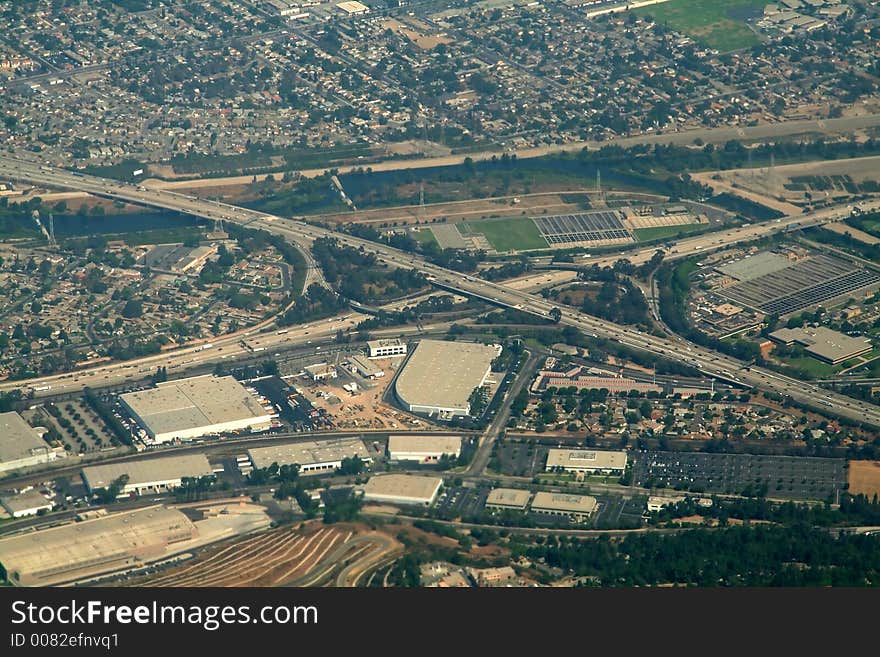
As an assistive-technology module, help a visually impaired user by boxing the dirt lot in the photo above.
[297,358,436,431]
[848,460,880,498]
[381,18,452,50]
[312,191,587,226]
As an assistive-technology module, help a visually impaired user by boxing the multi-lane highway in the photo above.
[2,156,879,427]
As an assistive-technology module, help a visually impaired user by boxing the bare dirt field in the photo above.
[381,18,452,50]
[848,460,880,499]
[130,521,401,587]
[312,191,592,226]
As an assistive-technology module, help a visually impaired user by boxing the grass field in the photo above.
[637,0,765,52]
[776,355,839,379]
[462,216,549,252]
[412,227,439,247]
[633,223,707,242]
[848,460,880,499]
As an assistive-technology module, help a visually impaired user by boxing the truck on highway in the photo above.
[196,343,214,351]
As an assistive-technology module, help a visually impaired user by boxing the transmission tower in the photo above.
[419,181,426,222]
[48,213,56,247]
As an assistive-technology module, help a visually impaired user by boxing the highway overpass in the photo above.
[1,156,879,427]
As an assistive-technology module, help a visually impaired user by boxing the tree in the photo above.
[549,307,562,323]
[121,299,143,318]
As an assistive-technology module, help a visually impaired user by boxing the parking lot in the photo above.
[632,451,846,501]
[491,441,545,477]
[534,211,634,245]
[433,485,490,521]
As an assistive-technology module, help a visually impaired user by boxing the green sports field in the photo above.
[637,0,765,52]
[462,216,549,252]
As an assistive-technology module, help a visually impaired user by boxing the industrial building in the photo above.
[304,362,337,382]
[0,506,197,586]
[0,411,55,474]
[768,326,873,364]
[387,435,462,463]
[82,454,214,496]
[347,354,384,379]
[367,338,407,359]
[361,474,442,507]
[0,490,54,518]
[248,437,371,475]
[485,488,532,512]
[545,449,628,475]
[120,375,273,443]
[336,0,369,14]
[530,492,598,522]
[394,340,501,418]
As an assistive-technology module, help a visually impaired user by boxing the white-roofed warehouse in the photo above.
[120,375,273,443]
[362,474,442,507]
[0,411,54,474]
[82,454,214,496]
[387,435,462,463]
[394,340,501,419]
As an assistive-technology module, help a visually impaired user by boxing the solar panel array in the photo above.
[534,211,633,245]
[721,254,880,316]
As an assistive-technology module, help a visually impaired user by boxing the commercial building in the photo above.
[0,412,54,474]
[120,375,273,443]
[304,362,337,382]
[336,0,369,14]
[387,435,462,463]
[82,454,214,496]
[0,490,54,518]
[395,340,501,418]
[545,449,628,475]
[348,354,384,379]
[248,437,370,475]
[768,326,873,364]
[530,492,598,522]
[362,474,442,507]
[367,338,407,359]
[485,488,532,512]
[0,506,197,586]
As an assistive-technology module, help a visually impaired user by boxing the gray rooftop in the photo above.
[362,474,443,503]
[0,490,53,514]
[82,454,213,490]
[0,412,48,464]
[395,340,500,411]
[486,487,532,509]
[120,375,269,436]
[387,434,462,455]
[546,449,628,471]
[248,437,369,470]
[531,491,598,514]
[769,326,873,363]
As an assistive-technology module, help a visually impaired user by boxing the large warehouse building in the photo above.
[387,435,462,463]
[82,454,214,496]
[545,449,628,475]
[248,437,371,475]
[394,340,501,418]
[0,506,197,586]
[0,411,55,474]
[120,375,273,443]
[361,474,442,507]
[768,326,873,364]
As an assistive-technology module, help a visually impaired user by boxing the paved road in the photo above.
[466,350,540,477]
[2,158,879,427]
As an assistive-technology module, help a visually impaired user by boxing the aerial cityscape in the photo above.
[2,0,880,592]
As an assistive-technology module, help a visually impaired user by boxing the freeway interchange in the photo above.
[1,156,880,428]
